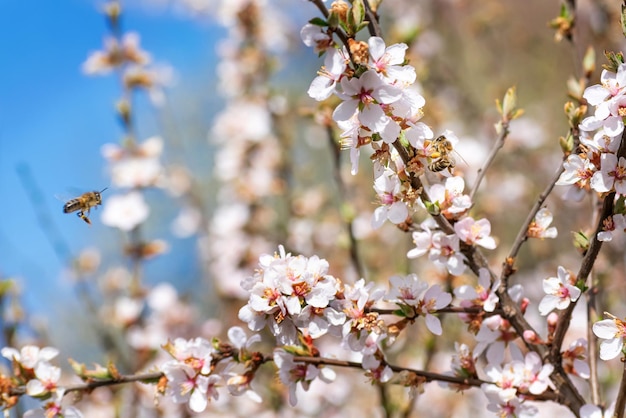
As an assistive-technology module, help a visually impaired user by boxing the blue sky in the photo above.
[0,0,222,318]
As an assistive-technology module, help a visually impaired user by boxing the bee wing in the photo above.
[55,193,75,203]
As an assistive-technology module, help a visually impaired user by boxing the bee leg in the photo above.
[77,211,92,225]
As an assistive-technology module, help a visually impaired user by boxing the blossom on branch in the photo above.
[538,266,581,316]
[454,216,497,249]
[238,246,344,345]
[527,208,558,239]
[273,348,336,407]
[592,313,626,360]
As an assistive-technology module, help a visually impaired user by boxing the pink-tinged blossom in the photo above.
[23,390,84,418]
[337,115,371,175]
[527,208,558,239]
[164,337,214,374]
[556,153,596,201]
[404,121,434,149]
[538,266,581,316]
[160,337,217,412]
[1,345,59,369]
[431,232,468,275]
[386,274,451,335]
[238,247,342,344]
[386,274,429,306]
[416,284,452,335]
[454,268,499,312]
[428,176,472,220]
[580,64,626,137]
[592,313,626,360]
[366,36,416,85]
[307,47,348,101]
[372,168,409,228]
[392,88,427,124]
[445,342,478,384]
[518,352,554,395]
[482,364,523,403]
[300,23,333,54]
[590,153,626,194]
[406,219,467,275]
[362,352,393,383]
[581,128,621,154]
[26,362,61,397]
[562,338,590,379]
[406,218,437,258]
[474,286,525,365]
[338,279,385,352]
[454,216,497,249]
[162,363,212,412]
[333,70,402,141]
[483,387,538,418]
[598,213,626,242]
[273,348,335,407]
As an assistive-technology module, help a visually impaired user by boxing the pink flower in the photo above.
[538,266,581,315]
[1,345,58,369]
[300,23,333,54]
[590,153,626,194]
[454,268,500,312]
[428,176,472,220]
[556,153,596,201]
[366,37,416,85]
[372,168,409,228]
[593,313,626,360]
[333,70,402,140]
[527,208,558,239]
[307,48,348,101]
[454,216,497,249]
[273,348,335,407]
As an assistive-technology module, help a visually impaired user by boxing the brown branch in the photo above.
[501,161,566,286]
[615,360,626,418]
[587,286,601,405]
[9,371,163,397]
[371,306,504,317]
[363,0,382,38]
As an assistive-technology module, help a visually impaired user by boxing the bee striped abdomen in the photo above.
[63,199,82,213]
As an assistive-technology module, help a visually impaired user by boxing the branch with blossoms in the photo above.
[9,1,626,418]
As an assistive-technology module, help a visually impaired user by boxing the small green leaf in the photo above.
[572,231,590,252]
[309,17,328,27]
[582,46,596,78]
[352,0,365,27]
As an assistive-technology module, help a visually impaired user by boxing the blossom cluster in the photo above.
[557,62,626,240]
[302,27,498,274]
[1,346,83,417]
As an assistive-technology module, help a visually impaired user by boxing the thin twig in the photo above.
[615,360,626,418]
[501,161,566,285]
[469,122,509,201]
[548,194,609,358]
[363,0,382,38]
[587,285,601,405]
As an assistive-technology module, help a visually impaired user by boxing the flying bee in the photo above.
[427,135,461,173]
[63,188,107,225]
